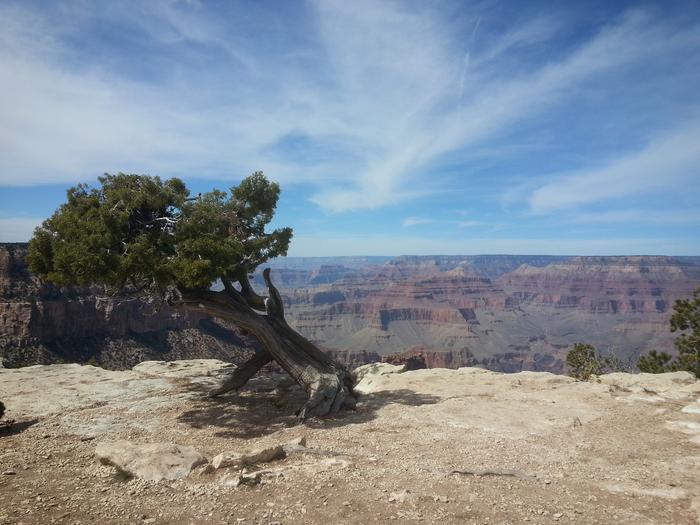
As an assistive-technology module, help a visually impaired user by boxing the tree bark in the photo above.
[208,350,273,397]
[177,269,356,419]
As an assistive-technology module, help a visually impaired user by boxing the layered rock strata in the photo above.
[0,243,257,368]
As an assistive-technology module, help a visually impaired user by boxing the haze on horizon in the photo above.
[0,0,699,256]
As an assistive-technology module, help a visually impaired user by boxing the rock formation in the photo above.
[0,243,257,369]
[4,243,700,374]
[1,359,699,523]
[278,255,700,373]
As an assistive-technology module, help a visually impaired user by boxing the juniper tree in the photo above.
[637,288,700,377]
[566,343,624,380]
[566,343,603,380]
[27,172,356,419]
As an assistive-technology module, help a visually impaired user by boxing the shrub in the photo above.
[566,343,623,380]
[637,350,677,374]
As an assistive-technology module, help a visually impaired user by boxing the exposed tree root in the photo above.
[179,268,357,418]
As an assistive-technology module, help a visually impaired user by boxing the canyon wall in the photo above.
[0,243,257,369]
[3,243,700,374]
[279,255,700,374]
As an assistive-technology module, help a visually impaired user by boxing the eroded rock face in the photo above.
[278,255,700,373]
[4,245,700,375]
[497,256,700,314]
[0,243,257,368]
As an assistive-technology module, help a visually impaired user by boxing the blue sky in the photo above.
[1,0,699,255]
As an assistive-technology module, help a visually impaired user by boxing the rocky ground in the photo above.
[1,360,700,524]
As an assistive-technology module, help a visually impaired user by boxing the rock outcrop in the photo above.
[1,360,700,524]
[95,441,208,481]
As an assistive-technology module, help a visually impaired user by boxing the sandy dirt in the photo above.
[1,360,700,524]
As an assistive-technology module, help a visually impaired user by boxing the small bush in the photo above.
[637,350,677,374]
[566,343,623,381]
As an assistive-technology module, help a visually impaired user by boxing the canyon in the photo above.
[268,255,700,373]
[2,243,699,373]
[0,243,257,369]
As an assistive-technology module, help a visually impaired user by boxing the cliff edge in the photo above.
[0,243,257,368]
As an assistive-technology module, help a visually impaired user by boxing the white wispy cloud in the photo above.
[529,120,700,214]
[0,0,698,222]
[571,209,700,224]
[402,217,482,228]
[402,217,437,227]
[456,220,481,228]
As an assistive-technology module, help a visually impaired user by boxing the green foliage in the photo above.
[27,171,292,293]
[636,288,700,377]
[670,288,700,377]
[566,343,623,381]
[637,350,677,374]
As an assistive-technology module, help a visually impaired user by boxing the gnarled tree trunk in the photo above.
[177,269,356,419]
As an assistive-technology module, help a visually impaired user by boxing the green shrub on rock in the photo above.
[566,343,623,381]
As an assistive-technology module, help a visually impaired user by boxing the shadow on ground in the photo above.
[0,418,39,437]
[177,374,440,439]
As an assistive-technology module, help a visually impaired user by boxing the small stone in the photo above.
[2,470,16,475]
[388,490,412,503]
[229,472,262,487]
[196,463,215,476]
[553,512,563,519]
[212,445,285,470]
[282,436,307,453]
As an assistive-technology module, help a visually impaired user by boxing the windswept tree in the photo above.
[27,172,356,419]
